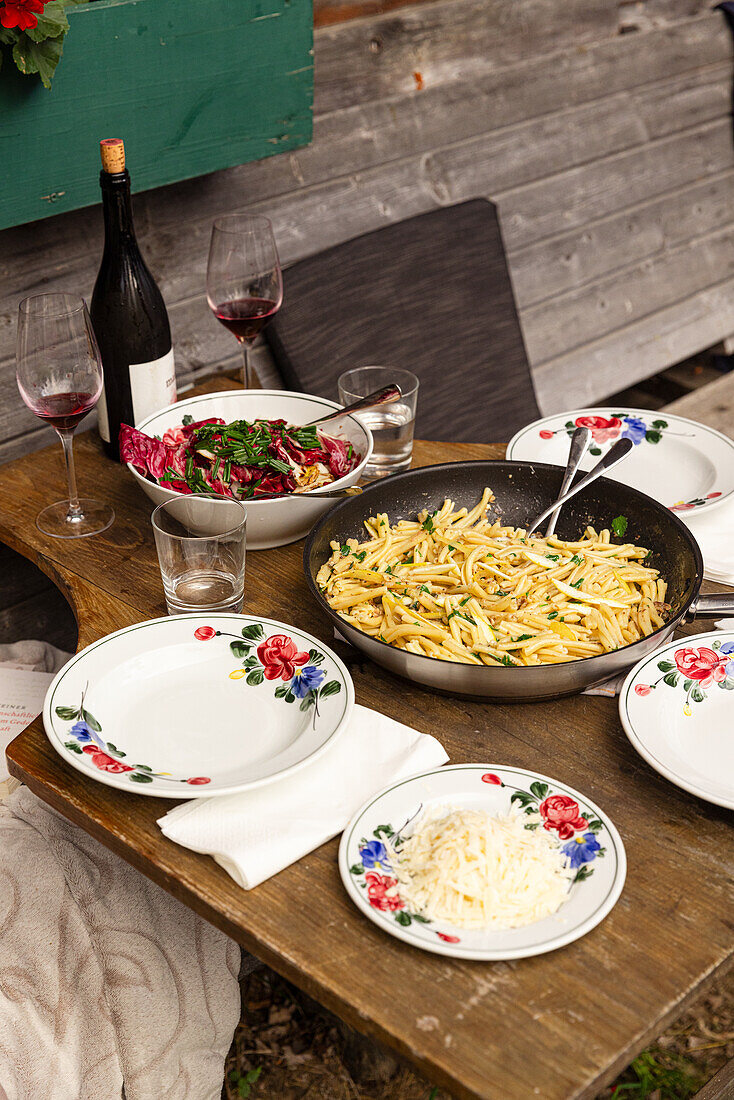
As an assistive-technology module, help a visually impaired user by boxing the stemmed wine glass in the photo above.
[16,293,114,539]
[206,214,283,389]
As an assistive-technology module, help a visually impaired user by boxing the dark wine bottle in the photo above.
[90,138,176,461]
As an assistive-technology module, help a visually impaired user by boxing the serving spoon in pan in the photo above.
[528,437,634,534]
[544,426,592,537]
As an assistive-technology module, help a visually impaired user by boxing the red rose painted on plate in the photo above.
[365,872,404,912]
[673,646,725,687]
[634,683,652,696]
[257,634,309,681]
[574,415,621,443]
[82,746,135,774]
[194,626,217,641]
[539,793,588,840]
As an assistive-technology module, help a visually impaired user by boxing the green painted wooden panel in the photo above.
[0,0,313,230]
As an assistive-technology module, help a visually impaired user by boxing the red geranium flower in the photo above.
[674,646,726,687]
[257,634,309,681]
[634,683,652,696]
[0,0,45,30]
[539,794,588,840]
[539,429,554,440]
[481,773,502,785]
[82,745,135,774]
[194,626,217,641]
[365,872,404,912]
[575,415,621,444]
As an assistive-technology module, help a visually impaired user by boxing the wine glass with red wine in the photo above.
[16,293,115,539]
[206,214,283,388]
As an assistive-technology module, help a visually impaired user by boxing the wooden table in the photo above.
[3,378,733,1100]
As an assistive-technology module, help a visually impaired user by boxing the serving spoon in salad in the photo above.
[304,384,402,426]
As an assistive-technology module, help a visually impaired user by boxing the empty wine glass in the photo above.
[16,293,114,539]
[206,213,283,388]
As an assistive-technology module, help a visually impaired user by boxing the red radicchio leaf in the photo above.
[322,434,351,478]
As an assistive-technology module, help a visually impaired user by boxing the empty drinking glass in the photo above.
[152,496,247,615]
[338,366,419,479]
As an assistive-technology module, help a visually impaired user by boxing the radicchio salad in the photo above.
[119,416,361,499]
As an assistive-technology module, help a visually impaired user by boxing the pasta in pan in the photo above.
[315,488,668,667]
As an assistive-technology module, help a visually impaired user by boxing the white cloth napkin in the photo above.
[158,704,448,890]
[679,497,734,584]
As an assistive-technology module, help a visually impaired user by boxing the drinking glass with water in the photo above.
[152,496,247,615]
[338,366,418,479]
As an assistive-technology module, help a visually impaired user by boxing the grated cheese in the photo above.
[386,806,573,929]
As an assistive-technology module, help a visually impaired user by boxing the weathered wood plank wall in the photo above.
[0,0,732,468]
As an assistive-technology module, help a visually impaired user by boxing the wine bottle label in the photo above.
[98,382,110,443]
[130,347,177,424]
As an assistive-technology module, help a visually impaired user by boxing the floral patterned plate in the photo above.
[507,408,734,515]
[620,630,734,810]
[338,764,626,960]
[43,613,353,797]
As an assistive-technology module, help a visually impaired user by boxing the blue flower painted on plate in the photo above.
[563,831,602,869]
[290,665,326,698]
[69,720,105,749]
[621,416,647,445]
[359,839,391,872]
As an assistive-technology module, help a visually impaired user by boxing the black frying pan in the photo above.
[303,461,734,701]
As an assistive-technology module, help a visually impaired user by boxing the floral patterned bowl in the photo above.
[506,407,734,515]
[620,630,734,809]
[43,613,353,797]
[339,764,626,960]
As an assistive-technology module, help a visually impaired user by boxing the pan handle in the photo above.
[684,592,734,622]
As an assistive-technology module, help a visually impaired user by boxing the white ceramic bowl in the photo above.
[127,390,373,549]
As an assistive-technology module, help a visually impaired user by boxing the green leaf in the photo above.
[55,705,78,721]
[299,695,314,711]
[645,430,662,444]
[105,742,126,759]
[64,740,82,754]
[657,660,675,673]
[573,865,594,883]
[652,419,668,429]
[663,671,679,687]
[240,624,265,641]
[349,863,365,875]
[23,1,69,43]
[586,818,603,833]
[230,640,250,658]
[524,821,540,830]
[81,709,101,732]
[565,421,575,429]
[307,648,324,665]
[181,414,194,426]
[690,686,705,703]
[13,32,64,88]
[529,781,548,799]
[130,772,154,784]
[394,911,411,926]
[246,669,264,687]
[243,656,258,668]
[611,515,628,537]
[510,791,533,806]
[719,678,734,691]
[284,692,295,703]
[412,912,430,923]
[374,824,394,837]
[274,684,288,698]
[589,446,602,456]
[320,679,342,698]
[683,678,693,692]
[135,764,153,772]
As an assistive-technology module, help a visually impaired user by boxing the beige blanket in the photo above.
[0,641,242,1100]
